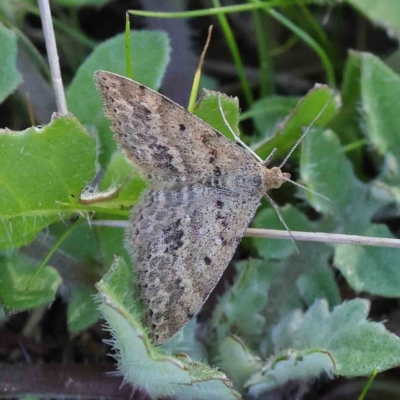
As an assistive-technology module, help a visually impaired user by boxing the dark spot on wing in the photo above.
[136,104,152,120]
[163,219,184,251]
[204,256,212,265]
[139,84,146,90]
[216,200,224,208]
[214,166,221,176]
[179,124,186,131]
[220,235,227,246]
[209,156,215,163]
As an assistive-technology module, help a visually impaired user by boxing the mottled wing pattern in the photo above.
[94,71,258,188]
[128,185,262,344]
[94,70,268,345]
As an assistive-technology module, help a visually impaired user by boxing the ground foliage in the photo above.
[2,0,400,399]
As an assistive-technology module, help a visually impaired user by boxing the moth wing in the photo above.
[94,71,258,187]
[128,185,262,344]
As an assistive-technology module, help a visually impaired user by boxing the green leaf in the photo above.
[253,85,337,161]
[334,225,400,297]
[252,205,311,260]
[99,151,146,208]
[67,285,99,333]
[216,335,262,393]
[361,53,400,159]
[247,299,400,394]
[96,257,241,400]
[161,319,208,362]
[193,90,240,141]
[328,51,364,173]
[0,252,61,312]
[211,258,277,345]
[246,96,299,142]
[67,30,170,165]
[0,115,97,249]
[96,225,131,269]
[346,0,400,38]
[50,221,101,262]
[360,53,400,194]
[300,129,382,227]
[0,22,22,104]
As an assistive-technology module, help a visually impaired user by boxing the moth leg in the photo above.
[263,147,277,167]
[264,192,299,253]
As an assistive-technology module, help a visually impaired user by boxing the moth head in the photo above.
[265,166,290,190]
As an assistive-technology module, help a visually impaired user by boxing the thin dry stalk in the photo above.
[37,0,67,114]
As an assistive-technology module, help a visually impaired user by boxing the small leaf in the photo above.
[0,252,61,312]
[334,225,400,297]
[247,299,400,394]
[193,90,240,141]
[67,285,99,333]
[96,257,241,400]
[0,115,97,249]
[67,30,170,165]
[253,85,337,161]
[0,22,22,104]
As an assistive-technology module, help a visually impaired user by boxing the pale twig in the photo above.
[89,220,400,249]
[245,228,400,249]
[37,0,67,114]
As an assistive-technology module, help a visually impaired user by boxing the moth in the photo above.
[95,71,293,345]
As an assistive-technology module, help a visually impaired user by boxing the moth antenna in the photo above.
[281,176,331,202]
[264,192,299,253]
[218,94,264,163]
[278,89,335,169]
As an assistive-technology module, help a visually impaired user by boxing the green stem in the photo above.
[128,1,295,18]
[267,8,336,88]
[358,368,379,400]
[26,218,83,291]
[296,0,331,51]
[57,202,130,217]
[125,13,133,79]
[251,6,273,96]
[211,0,254,106]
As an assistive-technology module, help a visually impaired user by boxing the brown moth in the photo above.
[95,71,289,345]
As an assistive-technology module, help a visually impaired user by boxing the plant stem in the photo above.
[245,228,400,248]
[211,0,254,106]
[37,0,67,114]
[25,219,83,290]
[128,1,296,18]
[267,8,336,88]
[89,220,400,249]
[125,13,133,79]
